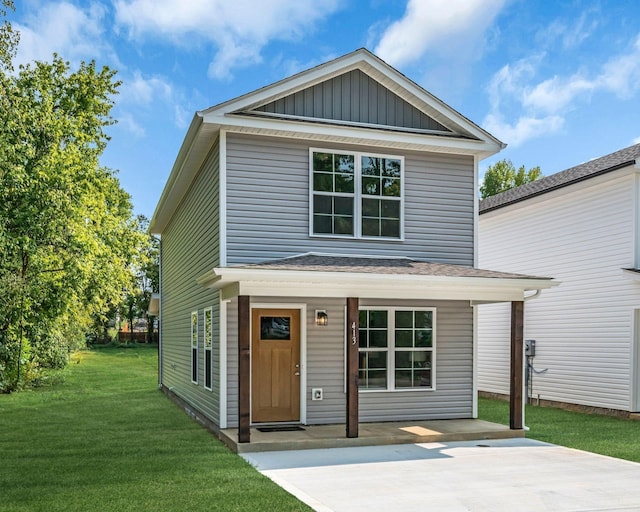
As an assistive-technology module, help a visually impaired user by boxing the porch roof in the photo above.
[197,253,556,303]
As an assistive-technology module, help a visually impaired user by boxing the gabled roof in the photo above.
[480,143,640,214]
[151,49,504,234]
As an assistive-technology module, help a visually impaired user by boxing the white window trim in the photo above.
[190,310,198,385]
[308,148,405,241]
[358,306,436,392]
[203,307,213,391]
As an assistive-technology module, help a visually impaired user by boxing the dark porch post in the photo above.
[509,300,524,430]
[238,295,250,443]
[346,297,359,438]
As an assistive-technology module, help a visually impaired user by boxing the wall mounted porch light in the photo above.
[315,310,328,326]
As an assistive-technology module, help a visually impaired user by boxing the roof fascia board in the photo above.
[211,117,500,157]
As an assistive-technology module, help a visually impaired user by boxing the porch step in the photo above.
[630,413,640,421]
[219,419,524,453]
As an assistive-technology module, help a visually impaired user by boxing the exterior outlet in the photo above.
[312,388,323,401]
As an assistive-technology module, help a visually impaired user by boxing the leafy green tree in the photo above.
[480,159,543,199]
[0,1,18,71]
[0,9,145,390]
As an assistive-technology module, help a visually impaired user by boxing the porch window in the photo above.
[311,150,403,239]
[204,307,213,390]
[190,311,198,384]
[358,308,435,390]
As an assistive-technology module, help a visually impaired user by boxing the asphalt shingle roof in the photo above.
[238,253,550,280]
[480,143,640,214]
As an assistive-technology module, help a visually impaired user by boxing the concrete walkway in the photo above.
[242,438,640,512]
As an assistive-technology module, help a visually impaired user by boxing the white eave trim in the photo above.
[204,114,500,157]
[197,267,556,302]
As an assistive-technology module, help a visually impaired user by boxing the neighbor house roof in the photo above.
[480,143,640,214]
[197,253,556,303]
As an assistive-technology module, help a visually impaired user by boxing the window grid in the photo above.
[204,307,213,390]
[310,149,404,239]
[358,307,435,391]
[190,311,198,384]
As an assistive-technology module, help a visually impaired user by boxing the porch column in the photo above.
[238,295,250,443]
[346,297,359,438]
[509,300,524,430]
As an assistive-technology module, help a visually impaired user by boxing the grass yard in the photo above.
[0,345,310,512]
[478,396,640,463]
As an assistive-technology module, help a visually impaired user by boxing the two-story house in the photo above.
[149,49,554,448]
[478,143,640,416]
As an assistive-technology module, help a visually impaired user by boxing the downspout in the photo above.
[158,237,163,389]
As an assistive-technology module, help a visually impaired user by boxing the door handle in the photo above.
[294,372,300,376]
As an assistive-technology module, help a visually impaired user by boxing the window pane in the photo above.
[368,351,387,369]
[395,351,411,369]
[313,195,332,214]
[362,217,379,237]
[415,311,432,328]
[313,152,333,171]
[395,330,413,347]
[365,370,387,389]
[382,178,400,197]
[383,158,401,177]
[260,317,290,340]
[334,215,353,235]
[335,154,354,173]
[362,176,380,196]
[334,196,353,215]
[361,156,380,176]
[415,330,432,347]
[313,172,333,192]
[362,198,379,217]
[369,330,387,348]
[395,310,413,328]
[368,310,388,328]
[335,173,354,193]
[358,330,368,348]
[381,219,400,238]
[359,310,367,328]
[313,214,332,234]
[381,199,400,219]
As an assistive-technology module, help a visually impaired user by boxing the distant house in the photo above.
[478,143,640,415]
[149,49,554,446]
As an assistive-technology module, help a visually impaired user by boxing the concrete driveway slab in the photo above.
[242,438,640,512]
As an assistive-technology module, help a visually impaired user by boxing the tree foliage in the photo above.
[0,6,146,391]
[480,159,543,199]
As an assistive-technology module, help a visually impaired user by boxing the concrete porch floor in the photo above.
[220,419,523,453]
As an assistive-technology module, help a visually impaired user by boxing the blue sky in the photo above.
[8,0,640,218]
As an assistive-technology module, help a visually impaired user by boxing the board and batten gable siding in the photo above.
[161,137,222,424]
[224,297,473,427]
[254,69,451,133]
[478,171,639,411]
[225,133,474,265]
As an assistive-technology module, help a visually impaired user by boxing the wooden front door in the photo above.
[251,308,301,423]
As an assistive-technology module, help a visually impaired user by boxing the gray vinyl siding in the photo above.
[224,297,472,427]
[160,137,221,425]
[254,69,451,133]
[225,133,474,265]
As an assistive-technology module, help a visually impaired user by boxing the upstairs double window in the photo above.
[310,150,404,239]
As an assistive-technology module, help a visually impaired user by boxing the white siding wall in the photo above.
[478,171,640,411]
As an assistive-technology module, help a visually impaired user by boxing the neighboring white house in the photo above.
[478,143,640,414]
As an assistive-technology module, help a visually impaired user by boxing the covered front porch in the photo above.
[198,254,556,447]
[220,417,522,453]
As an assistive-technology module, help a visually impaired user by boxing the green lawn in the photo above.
[478,396,640,462]
[0,345,310,512]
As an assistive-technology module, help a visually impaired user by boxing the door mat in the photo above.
[256,426,305,433]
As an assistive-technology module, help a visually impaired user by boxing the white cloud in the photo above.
[13,2,114,67]
[119,72,173,106]
[114,0,341,80]
[483,32,640,147]
[373,0,508,67]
